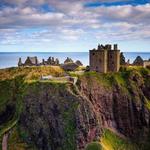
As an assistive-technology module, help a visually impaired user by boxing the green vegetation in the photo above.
[85,142,102,150]
[8,126,36,150]
[0,66,64,148]
[75,66,86,71]
[81,66,150,95]
[0,66,149,149]
[101,129,138,150]
[145,99,150,111]
[0,76,25,137]
[0,66,64,81]
[63,102,79,150]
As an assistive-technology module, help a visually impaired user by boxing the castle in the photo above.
[89,44,120,73]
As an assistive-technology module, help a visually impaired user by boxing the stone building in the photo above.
[61,63,79,71]
[75,60,83,66]
[64,57,74,64]
[133,56,143,66]
[24,56,39,66]
[89,44,120,73]
[42,57,59,66]
[143,60,150,68]
[18,56,39,66]
[18,56,59,67]
[18,57,23,66]
[133,56,150,68]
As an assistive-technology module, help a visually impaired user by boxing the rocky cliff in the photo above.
[0,66,150,150]
[77,67,150,149]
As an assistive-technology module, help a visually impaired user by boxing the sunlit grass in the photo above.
[0,66,64,81]
[101,129,138,150]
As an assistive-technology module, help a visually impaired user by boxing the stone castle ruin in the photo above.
[18,46,150,72]
[18,56,59,67]
[42,57,59,66]
[18,56,83,71]
[133,56,150,68]
[89,44,120,73]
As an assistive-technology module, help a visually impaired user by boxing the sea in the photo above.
[0,52,150,69]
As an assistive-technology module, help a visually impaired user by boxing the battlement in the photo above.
[94,44,119,51]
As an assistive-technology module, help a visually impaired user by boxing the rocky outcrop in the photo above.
[78,70,150,142]
[2,133,9,150]
[19,82,101,150]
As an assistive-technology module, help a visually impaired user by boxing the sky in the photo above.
[0,0,150,52]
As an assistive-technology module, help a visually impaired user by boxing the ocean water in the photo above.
[0,52,150,69]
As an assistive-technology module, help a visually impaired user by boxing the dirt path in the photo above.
[2,133,9,150]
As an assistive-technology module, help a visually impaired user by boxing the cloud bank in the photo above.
[0,0,150,51]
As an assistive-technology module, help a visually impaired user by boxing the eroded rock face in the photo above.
[19,82,101,150]
[78,71,150,141]
[19,69,150,150]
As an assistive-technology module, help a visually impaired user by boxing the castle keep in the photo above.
[90,44,120,73]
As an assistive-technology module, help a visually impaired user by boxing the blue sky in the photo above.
[0,0,150,52]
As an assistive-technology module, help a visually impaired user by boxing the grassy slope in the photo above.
[0,66,64,81]
[85,128,139,150]
[101,129,138,150]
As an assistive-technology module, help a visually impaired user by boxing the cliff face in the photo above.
[0,67,150,150]
[78,68,150,144]
[19,82,101,150]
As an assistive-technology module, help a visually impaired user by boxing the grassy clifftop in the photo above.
[0,66,64,81]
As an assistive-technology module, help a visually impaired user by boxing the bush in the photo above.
[85,142,102,150]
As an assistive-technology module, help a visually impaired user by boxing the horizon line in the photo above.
[0,51,150,53]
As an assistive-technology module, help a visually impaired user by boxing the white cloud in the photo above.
[0,0,150,45]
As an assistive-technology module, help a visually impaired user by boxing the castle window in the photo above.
[93,53,95,56]
[96,66,98,72]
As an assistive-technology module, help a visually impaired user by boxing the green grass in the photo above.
[85,142,102,150]
[101,129,138,150]
[0,66,64,81]
[0,76,25,137]
[63,102,79,150]
[8,126,37,150]
[145,99,150,111]
[75,66,86,71]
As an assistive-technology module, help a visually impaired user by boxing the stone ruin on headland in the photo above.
[18,56,83,71]
[89,44,150,73]
[18,44,150,72]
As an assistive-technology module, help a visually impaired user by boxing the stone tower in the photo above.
[89,44,120,73]
[18,57,22,67]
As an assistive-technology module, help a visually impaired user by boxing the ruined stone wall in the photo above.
[143,61,150,68]
[24,58,33,66]
[107,50,120,72]
[90,50,107,73]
